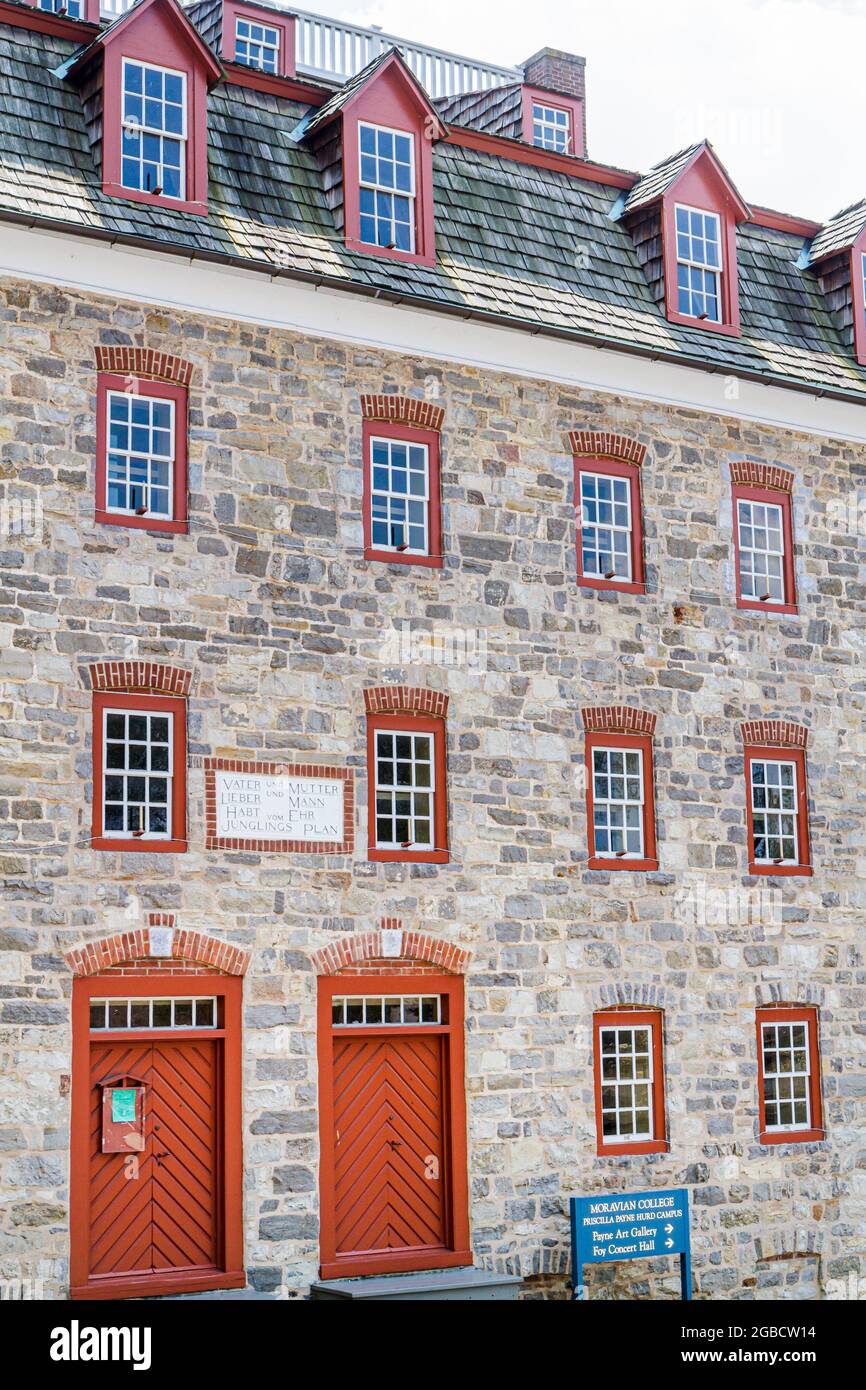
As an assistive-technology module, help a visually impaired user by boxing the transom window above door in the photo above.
[358,122,416,252]
[331,995,442,1026]
[121,59,186,199]
[89,997,217,1030]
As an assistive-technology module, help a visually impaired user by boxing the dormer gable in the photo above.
[66,0,221,217]
[617,140,750,337]
[807,200,866,366]
[303,48,445,268]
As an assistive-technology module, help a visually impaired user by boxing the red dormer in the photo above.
[67,0,221,217]
[807,201,866,367]
[305,49,445,268]
[219,1,295,80]
[620,141,750,337]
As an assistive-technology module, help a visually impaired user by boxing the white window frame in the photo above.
[332,995,442,1026]
[89,997,218,1030]
[40,0,82,14]
[102,706,174,841]
[749,757,799,865]
[369,434,430,555]
[531,100,571,153]
[357,121,416,253]
[598,1024,655,1143]
[736,496,786,604]
[674,202,722,322]
[591,744,645,859]
[105,389,175,521]
[374,728,435,850]
[121,58,188,199]
[760,1020,812,1132]
[234,16,281,73]
[579,468,633,580]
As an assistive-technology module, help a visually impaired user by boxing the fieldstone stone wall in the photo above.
[0,275,864,1300]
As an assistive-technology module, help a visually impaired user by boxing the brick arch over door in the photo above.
[94,345,194,387]
[312,921,470,976]
[564,430,647,467]
[64,925,251,977]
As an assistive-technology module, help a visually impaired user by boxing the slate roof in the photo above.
[1,18,865,402]
[807,198,866,265]
[434,83,523,140]
[621,143,702,215]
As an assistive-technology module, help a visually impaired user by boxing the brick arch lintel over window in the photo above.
[87,659,193,698]
[730,461,794,492]
[581,705,657,737]
[564,430,647,466]
[311,921,470,976]
[64,924,251,977]
[95,345,194,387]
[739,719,807,749]
[364,685,449,718]
[361,393,445,433]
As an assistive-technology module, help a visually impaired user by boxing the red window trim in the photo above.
[732,481,797,614]
[593,1009,667,1157]
[755,1006,824,1145]
[100,15,215,217]
[573,454,645,593]
[362,419,442,568]
[91,691,187,854]
[366,711,448,863]
[95,372,188,534]
[743,743,812,877]
[220,0,296,77]
[850,241,866,367]
[584,730,658,872]
[520,85,585,159]
[661,196,741,338]
[316,972,471,1278]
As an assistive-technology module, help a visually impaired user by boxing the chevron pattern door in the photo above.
[332,1033,447,1259]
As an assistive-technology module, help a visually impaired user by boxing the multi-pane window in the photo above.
[358,123,415,252]
[369,436,429,555]
[234,17,280,73]
[599,1025,654,1142]
[760,1019,811,1132]
[40,0,82,14]
[592,746,644,858]
[102,709,172,837]
[675,204,722,321]
[737,497,785,602]
[374,730,433,849]
[531,101,570,152]
[106,391,174,520]
[750,758,798,864]
[89,997,216,1029]
[580,471,632,580]
[331,995,441,1026]
[121,60,186,199]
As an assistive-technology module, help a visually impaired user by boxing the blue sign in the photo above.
[570,1187,691,1300]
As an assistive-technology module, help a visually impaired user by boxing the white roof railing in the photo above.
[97,2,523,98]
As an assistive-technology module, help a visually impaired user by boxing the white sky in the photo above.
[293,0,866,223]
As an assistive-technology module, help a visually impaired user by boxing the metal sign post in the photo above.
[569,1187,692,1300]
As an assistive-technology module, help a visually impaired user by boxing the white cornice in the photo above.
[3,224,866,446]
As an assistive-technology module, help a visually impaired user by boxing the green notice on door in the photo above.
[111,1087,137,1123]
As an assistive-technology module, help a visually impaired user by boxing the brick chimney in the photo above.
[522,47,586,103]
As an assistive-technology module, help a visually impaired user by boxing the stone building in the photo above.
[0,0,864,1302]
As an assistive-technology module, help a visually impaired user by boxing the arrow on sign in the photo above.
[665,1223,674,1233]
[665,1238,674,1249]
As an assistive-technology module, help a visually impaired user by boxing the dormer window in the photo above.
[39,0,82,15]
[121,59,186,199]
[358,122,415,253]
[531,100,571,153]
[675,204,721,322]
[234,16,280,73]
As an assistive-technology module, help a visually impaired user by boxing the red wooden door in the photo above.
[333,1033,446,1260]
[88,1039,218,1282]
